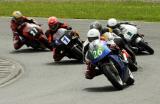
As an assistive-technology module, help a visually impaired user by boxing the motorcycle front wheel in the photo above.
[71,45,83,61]
[102,59,124,90]
[139,41,154,54]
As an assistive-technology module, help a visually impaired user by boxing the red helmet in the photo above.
[48,16,59,31]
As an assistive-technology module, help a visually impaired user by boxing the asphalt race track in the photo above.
[0,17,160,104]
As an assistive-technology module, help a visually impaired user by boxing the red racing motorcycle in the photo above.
[18,22,51,50]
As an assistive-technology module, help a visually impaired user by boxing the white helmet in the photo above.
[87,29,100,42]
[107,18,117,27]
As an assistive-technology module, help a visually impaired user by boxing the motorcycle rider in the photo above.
[84,29,135,85]
[83,26,119,59]
[89,21,112,35]
[11,11,38,50]
[106,18,139,36]
[45,16,79,61]
[83,28,120,79]
[11,11,52,50]
[83,29,102,79]
[106,18,138,66]
[45,16,72,44]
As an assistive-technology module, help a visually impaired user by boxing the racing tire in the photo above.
[102,60,124,90]
[139,41,154,55]
[71,45,83,61]
[125,69,135,85]
[128,58,138,72]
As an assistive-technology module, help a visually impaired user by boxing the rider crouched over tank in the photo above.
[83,29,134,89]
[106,18,154,55]
[106,18,137,61]
[89,21,138,71]
[45,16,83,62]
[83,28,119,79]
[10,11,52,50]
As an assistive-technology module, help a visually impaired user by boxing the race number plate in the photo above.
[60,35,71,45]
[123,31,134,41]
[29,27,38,36]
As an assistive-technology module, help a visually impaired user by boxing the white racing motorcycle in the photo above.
[120,24,154,55]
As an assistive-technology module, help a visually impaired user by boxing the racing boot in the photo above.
[13,34,25,50]
[85,64,102,79]
[53,48,65,62]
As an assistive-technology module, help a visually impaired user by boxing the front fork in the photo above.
[109,55,130,82]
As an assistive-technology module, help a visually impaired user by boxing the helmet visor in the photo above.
[88,37,99,42]
[13,17,24,24]
[50,24,59,31]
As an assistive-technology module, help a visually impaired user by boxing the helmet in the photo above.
[102,32,114,41]
[107,18,117,27]
[90,21,102,31]
[12,11,23,19]
[87,29,100,42]
[48,16,59,31]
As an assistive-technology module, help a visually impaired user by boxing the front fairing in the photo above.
[121,24,138,42]
[87,40,111,64]
[22,23,42,40]
[55,32,72,46]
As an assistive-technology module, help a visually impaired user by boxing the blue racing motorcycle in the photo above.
[53,28,83,61]
[86,40,134,90]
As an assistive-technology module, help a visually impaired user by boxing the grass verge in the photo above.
[0,1,160,21]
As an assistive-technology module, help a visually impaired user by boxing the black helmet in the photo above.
[90,21,102,31]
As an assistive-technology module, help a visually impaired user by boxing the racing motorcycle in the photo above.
[86,39,134,90]
[101,32,138,72]
[53,28,83,61]
[120,24,154,54]
[18,22,51,50]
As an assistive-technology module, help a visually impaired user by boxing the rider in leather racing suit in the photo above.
[83,21,117,60]
[89,21,112,35]
[106,18,138,65]
[45,16,79,61]
[83,28,120,79]
[11,11,38,50]
[11,11,52,50]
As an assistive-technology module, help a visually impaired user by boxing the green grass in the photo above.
[1,1,160,21]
